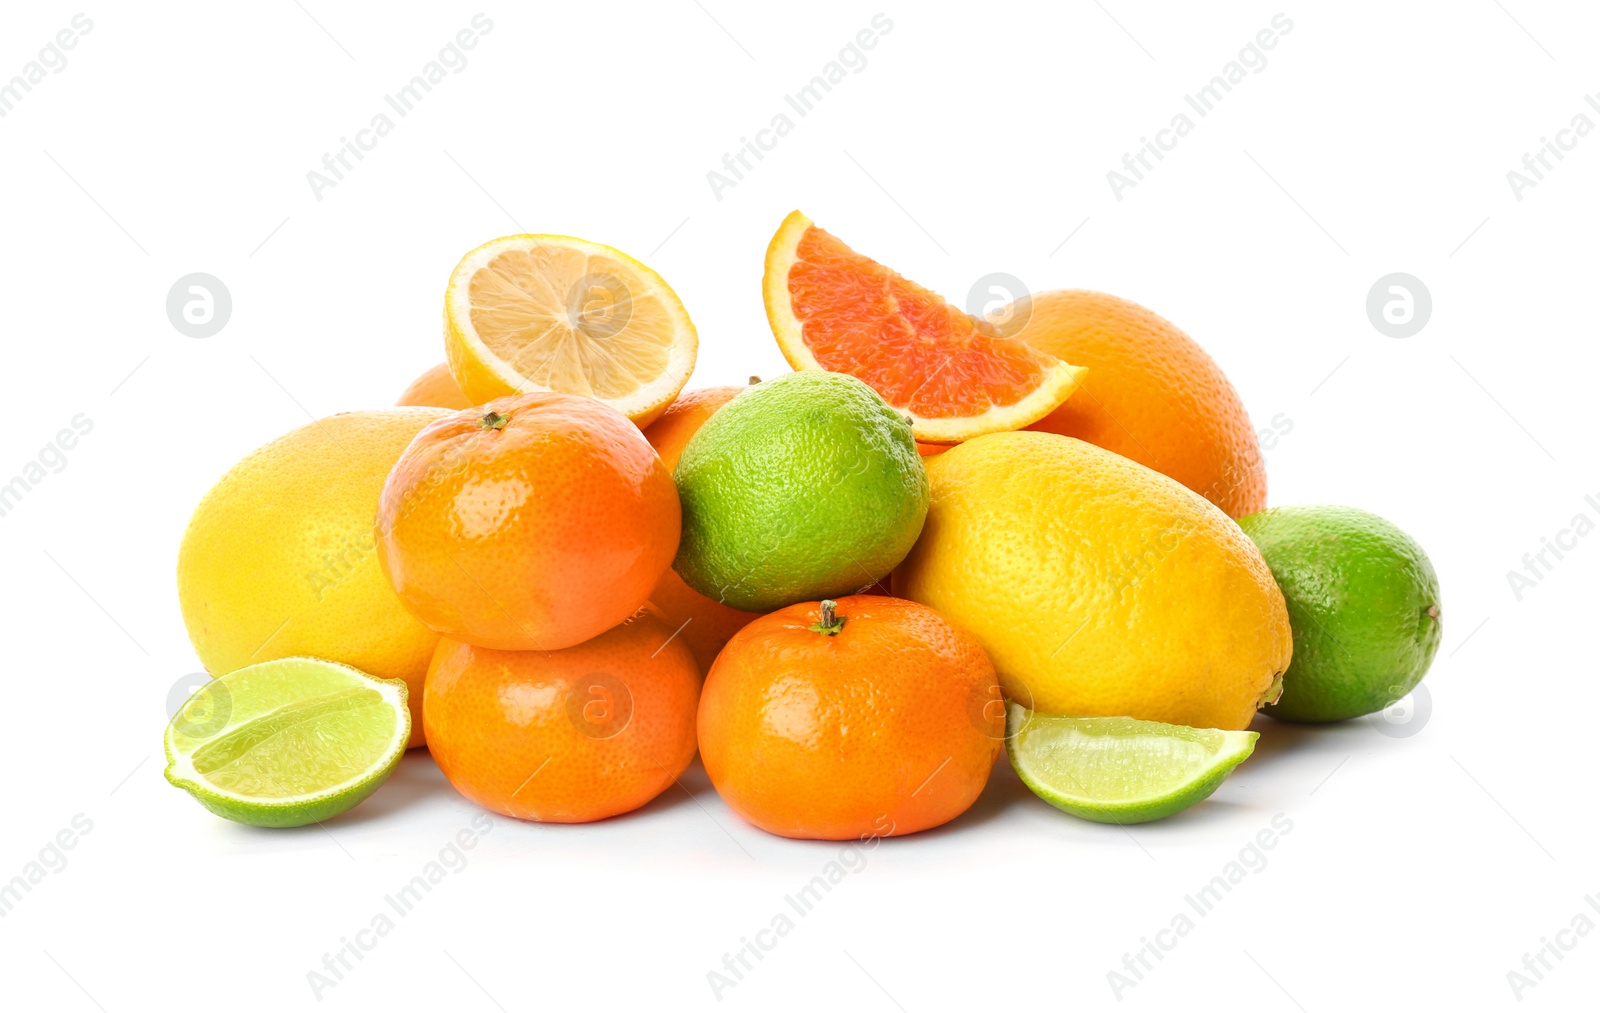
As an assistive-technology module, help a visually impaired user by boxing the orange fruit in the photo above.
[641,385,761,672]
[698,595,1003,840]
[375,392,680,651]
[998,290,1266,518]
[425,608,700,822]
[643,385,744,466]
[645,574,757,676]
[763,211,1087,444]
[397,362,473,410]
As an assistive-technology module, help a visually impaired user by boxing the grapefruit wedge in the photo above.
[763,211,1087,443]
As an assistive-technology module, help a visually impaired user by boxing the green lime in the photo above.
[164,657,410,827]
[1005,703,1257,823]
[1238,505,1442,723]
[671,370,928,612]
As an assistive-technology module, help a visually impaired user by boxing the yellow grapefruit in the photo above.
[896,431,1292,730]
[177,409,449,747]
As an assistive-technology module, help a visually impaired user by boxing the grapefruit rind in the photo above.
[762,211,1087,444]
[445,234,698,428]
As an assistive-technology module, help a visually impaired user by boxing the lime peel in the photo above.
[1005,703,1257,824]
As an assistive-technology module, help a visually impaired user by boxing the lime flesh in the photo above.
[1005,703,1257,823]
[164,657,410,828]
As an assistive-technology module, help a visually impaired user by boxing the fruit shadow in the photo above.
[324,749,460,827]
[352,753,732,826]
[625,755,724,822]
[1245,711,1338,765]
[325,716,1347,836]
[1125,715,1365,833]
[331,752,752,837]
[960,716,1335,839]
[870,754,1040,845]
[963,756,1040,821]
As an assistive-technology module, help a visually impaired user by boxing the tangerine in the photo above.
[698,595,1002,840]
[425,608,700,822]
[375,392,679,651]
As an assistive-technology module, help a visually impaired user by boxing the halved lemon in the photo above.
[445,234,697,426]
[763,211,1087,444]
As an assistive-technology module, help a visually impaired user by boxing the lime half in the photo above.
[164,657,410,828]
[1006,703,1257,824]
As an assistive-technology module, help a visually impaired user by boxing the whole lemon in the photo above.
[177,408,449,747]
[895,431,1292,731]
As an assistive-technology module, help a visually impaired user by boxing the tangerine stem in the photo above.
[809,599,844,636]
[480,410,509,430]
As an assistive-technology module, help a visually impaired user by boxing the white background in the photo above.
[1,1,1595,1009]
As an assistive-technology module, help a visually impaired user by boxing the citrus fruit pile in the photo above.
[166,216,1441,834]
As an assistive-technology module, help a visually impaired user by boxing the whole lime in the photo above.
[1237,505,1442,723]
[672,371,928,612]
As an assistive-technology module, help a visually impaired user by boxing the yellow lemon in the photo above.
[443,234,697,427]
[895,431,1291,730]
[177,408,450,747]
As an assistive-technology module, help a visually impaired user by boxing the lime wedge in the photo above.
[164,658,410,828]
[1005,703,1257,824]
